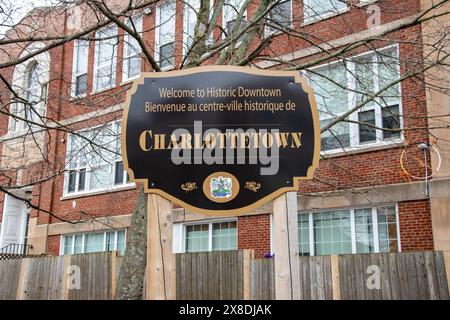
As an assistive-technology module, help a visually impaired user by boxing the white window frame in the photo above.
[155,0,176,71]
[302,0,349,26]
[93,25,118,92]
[60,229,126,255]
[173,218,238,253]
[122,14,143,83]
[9,61,48,133]
[264,0,293,37]
[306,44,403,155]
[298,205,401,256]
[63,120,133,197]
[71,39,89,98]
[357,0,378,7]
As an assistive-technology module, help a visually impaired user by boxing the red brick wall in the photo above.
[238,214,271,258]
[398,200,434,251]
[47,234,61,256]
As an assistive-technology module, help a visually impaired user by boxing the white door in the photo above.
[0,194,28,253]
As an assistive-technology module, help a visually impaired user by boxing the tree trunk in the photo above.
[115,185,147,300]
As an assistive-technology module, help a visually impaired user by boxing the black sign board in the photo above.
[122,66,320,215]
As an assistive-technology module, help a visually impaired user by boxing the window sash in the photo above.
[72,39,89,97]
[268,0,292,28]
[222,0,247,39]
[298,206,400,256]
[65,121,129,194]
[183,220,237,253]
[159,42,175,69]
[123,15,143,80]
[156,0,176,69]
[303,0,348,22]
[93,26,118,91]
[184,0,201,51]
[62,230,126,255]
[307,46,401,152]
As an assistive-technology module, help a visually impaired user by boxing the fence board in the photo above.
[250,258,274,300]
[434,251,450,299]
[0,259,21,299]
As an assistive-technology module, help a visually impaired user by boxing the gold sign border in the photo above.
[121,65,321,216]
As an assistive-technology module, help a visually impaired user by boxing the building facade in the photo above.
[0,0,448,259]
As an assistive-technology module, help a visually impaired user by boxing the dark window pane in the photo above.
[78,168,86,191]
[105,231,115,251]
[320,119,350,151]
[226,17,246,36]
[126,55,140,79]
[159,42,174,69]
[75,73,87,96]
[115,161,124,185]
[269,0,291,28]
[382,105,400,139]
[358,110,376,143]
[68,171,76,193]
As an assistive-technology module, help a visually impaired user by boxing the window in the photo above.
[183,0,200,53]
[266,0,292,34]
[222,0,247,39]
[306,46,401,152]
[93,26,118,91]
[182,220,237,253]
[183,0,214,60]
[9,61,47,132]
[62,230,126,256]
[72,39,89,97]
[298,205,400,256]
[308,61,349,151]
[65,121,130,195]
[123,15,142,81]
[156,1,176,69]
[25,62,40,124]
[303,0,348,23]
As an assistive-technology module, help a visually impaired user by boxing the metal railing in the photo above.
[0,243,32,255]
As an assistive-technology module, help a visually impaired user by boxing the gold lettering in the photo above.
[273,132,289,148]
[167,134,179,149]
[291,132,302,148]
[139,130,152,151]
[154,134,166,150]
[261,132,273,148]
[179,134,192,149]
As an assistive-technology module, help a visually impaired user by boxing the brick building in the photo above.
[0,0,448,259]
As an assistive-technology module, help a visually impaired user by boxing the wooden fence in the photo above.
[249,251,450,300]
[0,250,449,299]
[0,252,122,300]
[175,250,251,300]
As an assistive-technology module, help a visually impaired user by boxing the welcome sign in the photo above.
[122,66,320,215]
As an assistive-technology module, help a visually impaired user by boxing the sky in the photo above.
[0,0,54,36]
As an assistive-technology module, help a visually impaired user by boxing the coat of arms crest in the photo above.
[210,176,232,199]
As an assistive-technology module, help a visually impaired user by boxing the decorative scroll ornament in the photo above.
[245,181,261,192]
[181,182,197,193]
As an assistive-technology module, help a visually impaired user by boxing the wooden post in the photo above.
[16,258,30,300]
[272,191,301,300]
[330,255,341,300]
[60,255,71,300]
[111,251,117,299]
[146,194,175,300]
[243,249,254,300]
